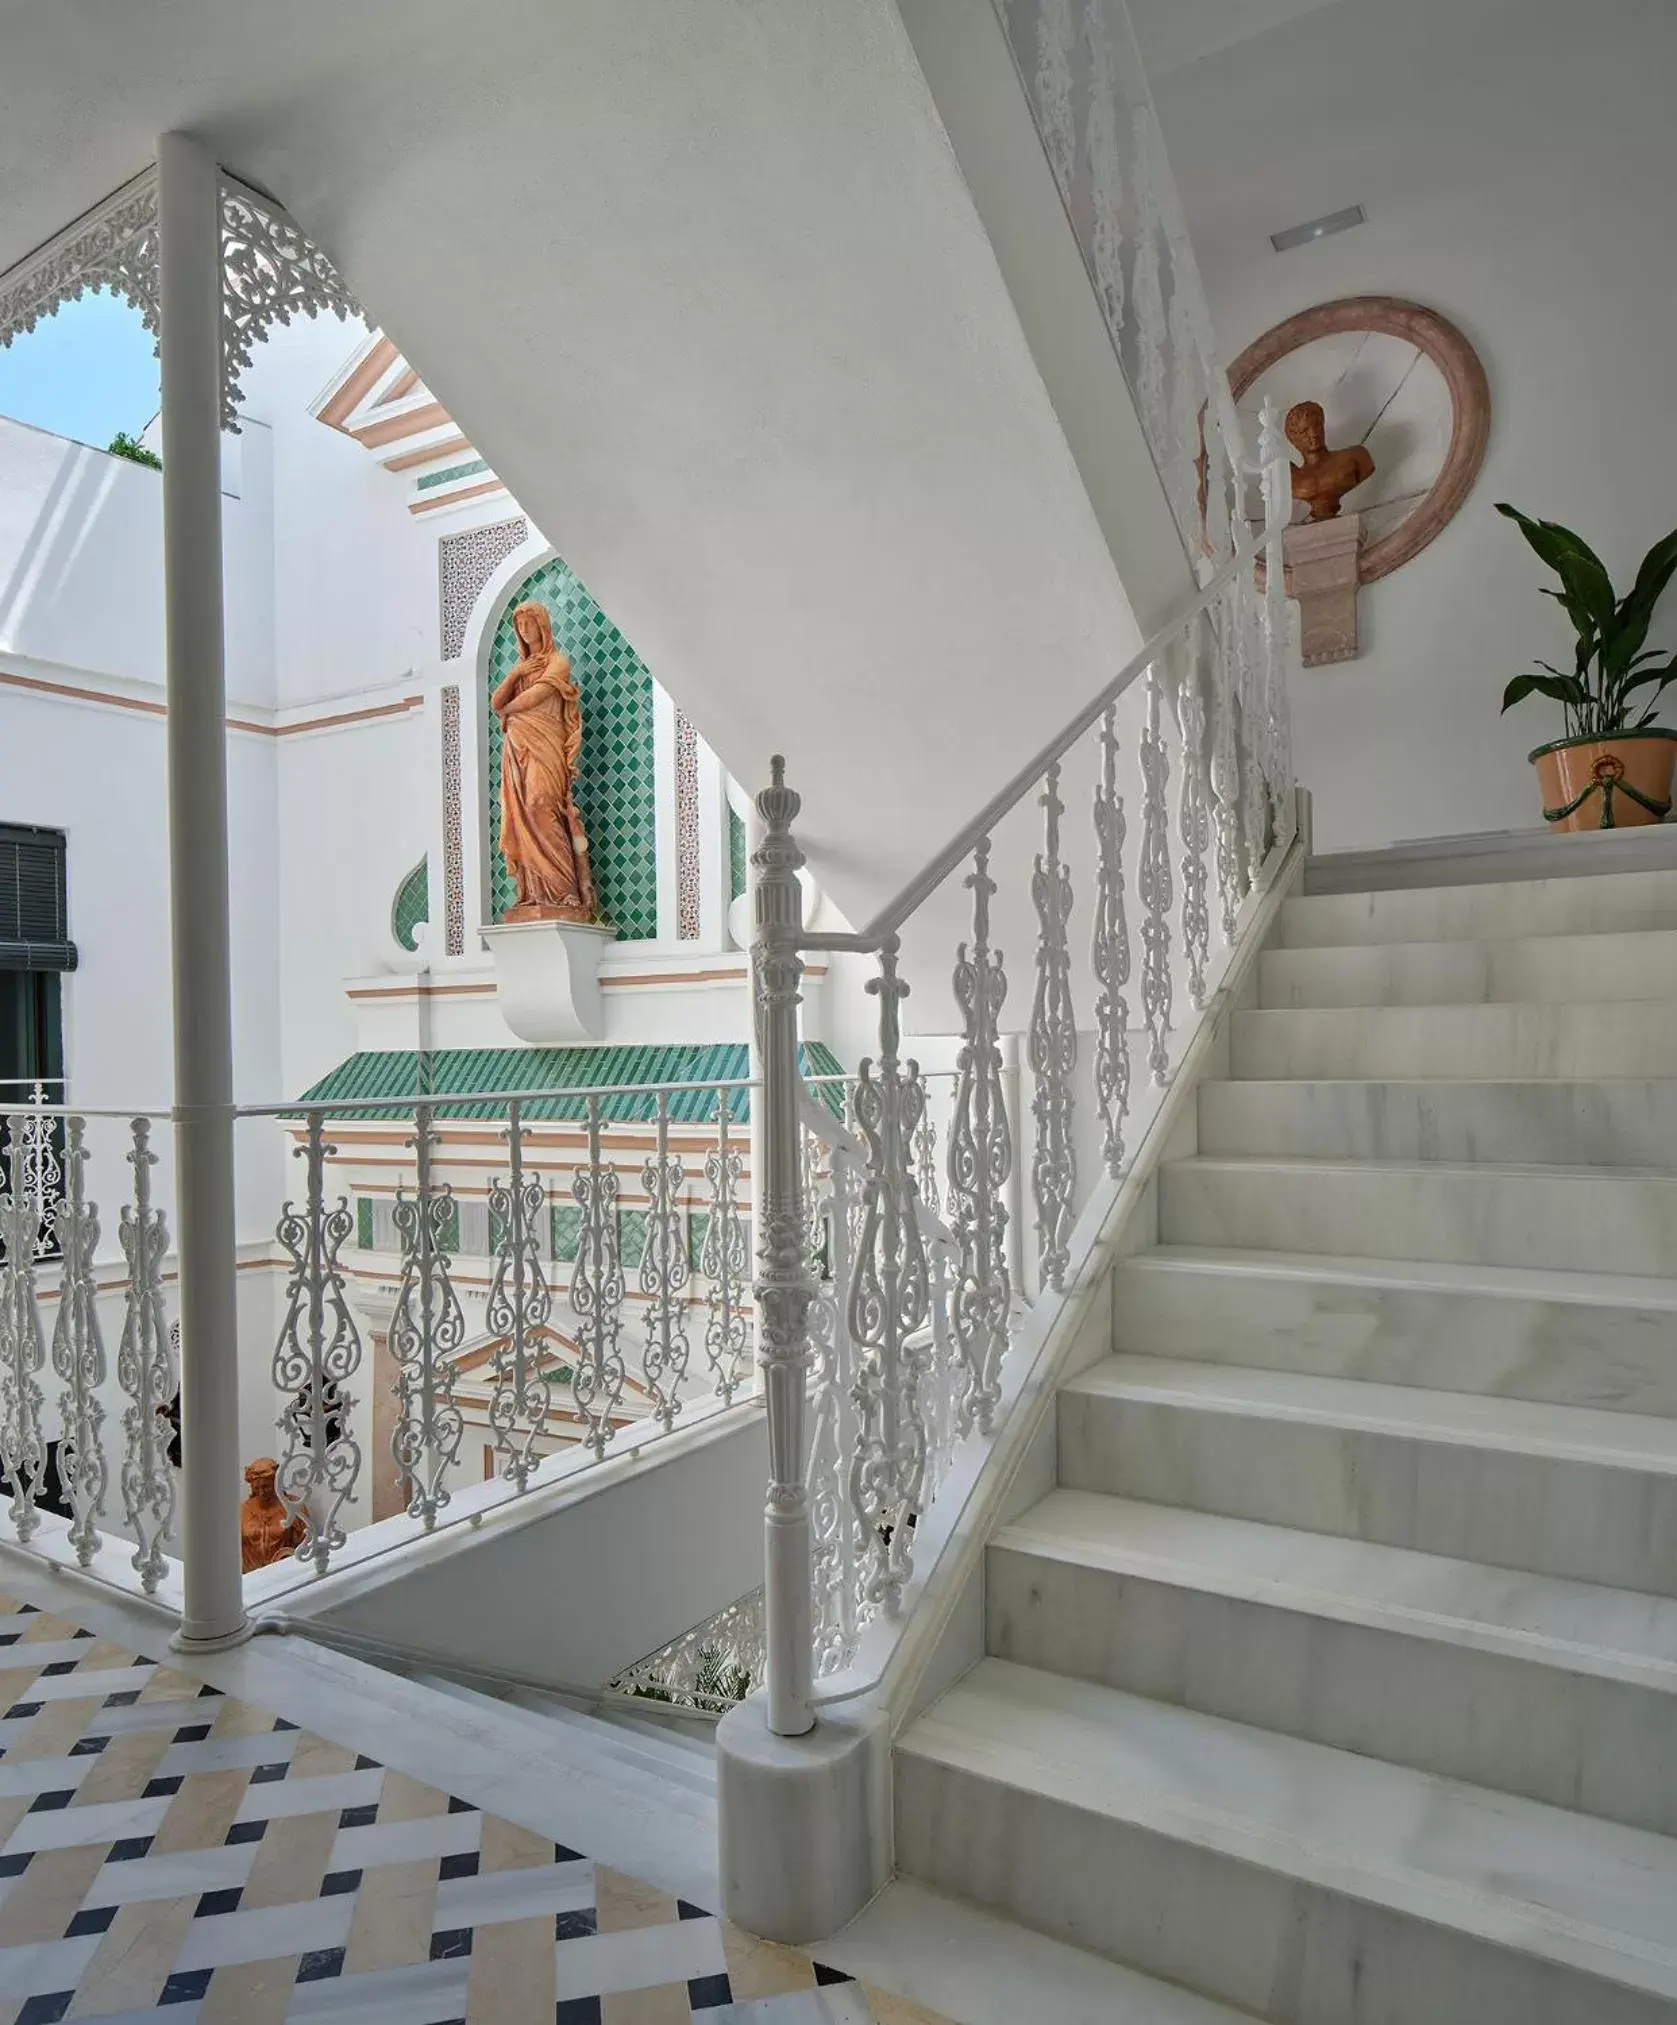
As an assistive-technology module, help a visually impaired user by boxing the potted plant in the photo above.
[1498,503,1677,829]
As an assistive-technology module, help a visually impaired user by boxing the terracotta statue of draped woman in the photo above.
[492,601,597,922]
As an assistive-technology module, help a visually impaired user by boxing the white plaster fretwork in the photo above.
[440,685,466,956]
[0,171,160,361]
[674,710,702,940]
[0,165,361,435]
[219,178,358,431]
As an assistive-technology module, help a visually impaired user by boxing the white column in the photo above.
[158,133,248,1649]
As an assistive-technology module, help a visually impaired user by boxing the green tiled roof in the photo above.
[295,1042,845,1124]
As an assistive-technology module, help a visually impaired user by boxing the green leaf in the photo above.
[1623,525,1677,623]
[1501,670,1588,714]
[1623,658,1677,698]
[1496,503,1616,637]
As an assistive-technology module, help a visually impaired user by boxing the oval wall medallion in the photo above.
[1227,295,1491,585]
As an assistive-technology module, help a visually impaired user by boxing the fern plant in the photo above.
[1498,503,1677,738]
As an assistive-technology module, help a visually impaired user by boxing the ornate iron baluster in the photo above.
[50,1116,106,1566]
[1130,104,1171,473]
[700,1099,749,1402]
[1175,633,1212,1009]
[640,1092,690,1433]
[848,946,932,1617]
[1259,393,1296,848]
[806,1143,867,1676]
[0,1111,48,1542]
[913,1110,941,1220]
[18,1085,62,1261]
[389,1104,465,1530]
[1030,765,1077,1293]
[486,1100,551,1490]
[571,1097,626,1459]
[1084,0,1127,344]
[117,1119,175,1591]
[1210,586,1244,940]
[1238,568,1269,888]
[1033,0,1077,198]
[1091,704,1132,1177]
[949,840,1012,1436]
[273,1112,362,1574]
[1139,661,1175,1084]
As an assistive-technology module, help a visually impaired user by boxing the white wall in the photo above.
[1150,0,1677,850]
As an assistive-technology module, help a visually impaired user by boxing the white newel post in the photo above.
[752,759,815,1737]
[158,133,248,1649]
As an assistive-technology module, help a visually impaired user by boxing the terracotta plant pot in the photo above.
[1529,729,1677,831]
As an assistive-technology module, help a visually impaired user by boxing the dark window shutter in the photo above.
[0,826,75,971]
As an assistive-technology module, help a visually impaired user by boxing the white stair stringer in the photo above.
[893,847,1677,2020]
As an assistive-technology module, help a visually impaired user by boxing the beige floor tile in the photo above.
[195,1953,299,2025]
[149,1767,251,1856]
[72,1638,139,1671]
[72,1725,173,1808]
[17,1614,81,1645]
[480,1813,552,1873]
[602,1984,693,2025]
[0,1842,109,1945]
[239,1808,342,1910]
[66,1892,196,2017]
[342,1855,440,1974]
[466,1910,557,2023]
[594,1864,678,1933]
[288,1731,360,1782]
[136,1665,198,1702]
[209,1695,279,1739]
[864,1988,960,2025]
[373,1769,450,1822]
[721,1921,816,1999]
[0,1796,37,1848]
[5,1698,101,1764]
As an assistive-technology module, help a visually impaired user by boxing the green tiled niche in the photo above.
[729,806,748,904]
[391,859,428,954]
[485,558,657,939]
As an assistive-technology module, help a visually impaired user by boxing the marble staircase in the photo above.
[896,853,1677,2023]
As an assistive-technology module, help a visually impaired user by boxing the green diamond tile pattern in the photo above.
[391,857,429,954]
[356,1197,374,1251]
[486,557,657,940]
[552,1202,583,1263]
[686,1210,711,1272]
[729,805,748,903]
[619,1208,648,1269]
[296,1042,844,1124]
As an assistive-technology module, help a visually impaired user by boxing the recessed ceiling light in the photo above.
[1270,204,1366,253]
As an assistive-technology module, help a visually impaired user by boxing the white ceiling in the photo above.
[1126,0,1345,78]
[0,1,1156,929]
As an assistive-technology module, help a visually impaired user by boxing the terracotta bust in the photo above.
[1285,399,1375,521]
[491,601,598,923]
[240,1457,304,1572]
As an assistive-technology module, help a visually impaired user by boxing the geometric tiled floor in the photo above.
[0,1595,952,2025]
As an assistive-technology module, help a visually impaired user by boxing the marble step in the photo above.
[1058,1357,1677,1597]
[1111,1247,1677,1416]
[987,1490,1677,1836]
[1258,927,1677,1008]
[1279,863,1677,948]
[1230,999,1677,1079]
[1304,823,1677,896]
[896,1659,1677,2024]
[1158,1155,1677,1278]
[1197,1077,1677,1168]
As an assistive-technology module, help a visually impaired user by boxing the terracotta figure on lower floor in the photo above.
[492,600,598,923]
[240,1456,304,1572]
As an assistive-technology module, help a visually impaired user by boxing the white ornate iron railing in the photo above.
[0,1071,791,1606]
[607,1587,768,1715]
[751,384,1297,1732]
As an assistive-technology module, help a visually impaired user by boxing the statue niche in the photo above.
[492,600,598,923]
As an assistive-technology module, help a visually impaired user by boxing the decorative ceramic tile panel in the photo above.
[391,858,429,953]
[356,1198,374,1251]
[675,710,701,940]
[485,558,658,940]
[441,685,466,956]
[729,804,748,904]
[438,515,528,662]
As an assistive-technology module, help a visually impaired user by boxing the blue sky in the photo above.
[0,286,160,449]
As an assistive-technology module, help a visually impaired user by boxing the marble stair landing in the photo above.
[896,845,1677,2021]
